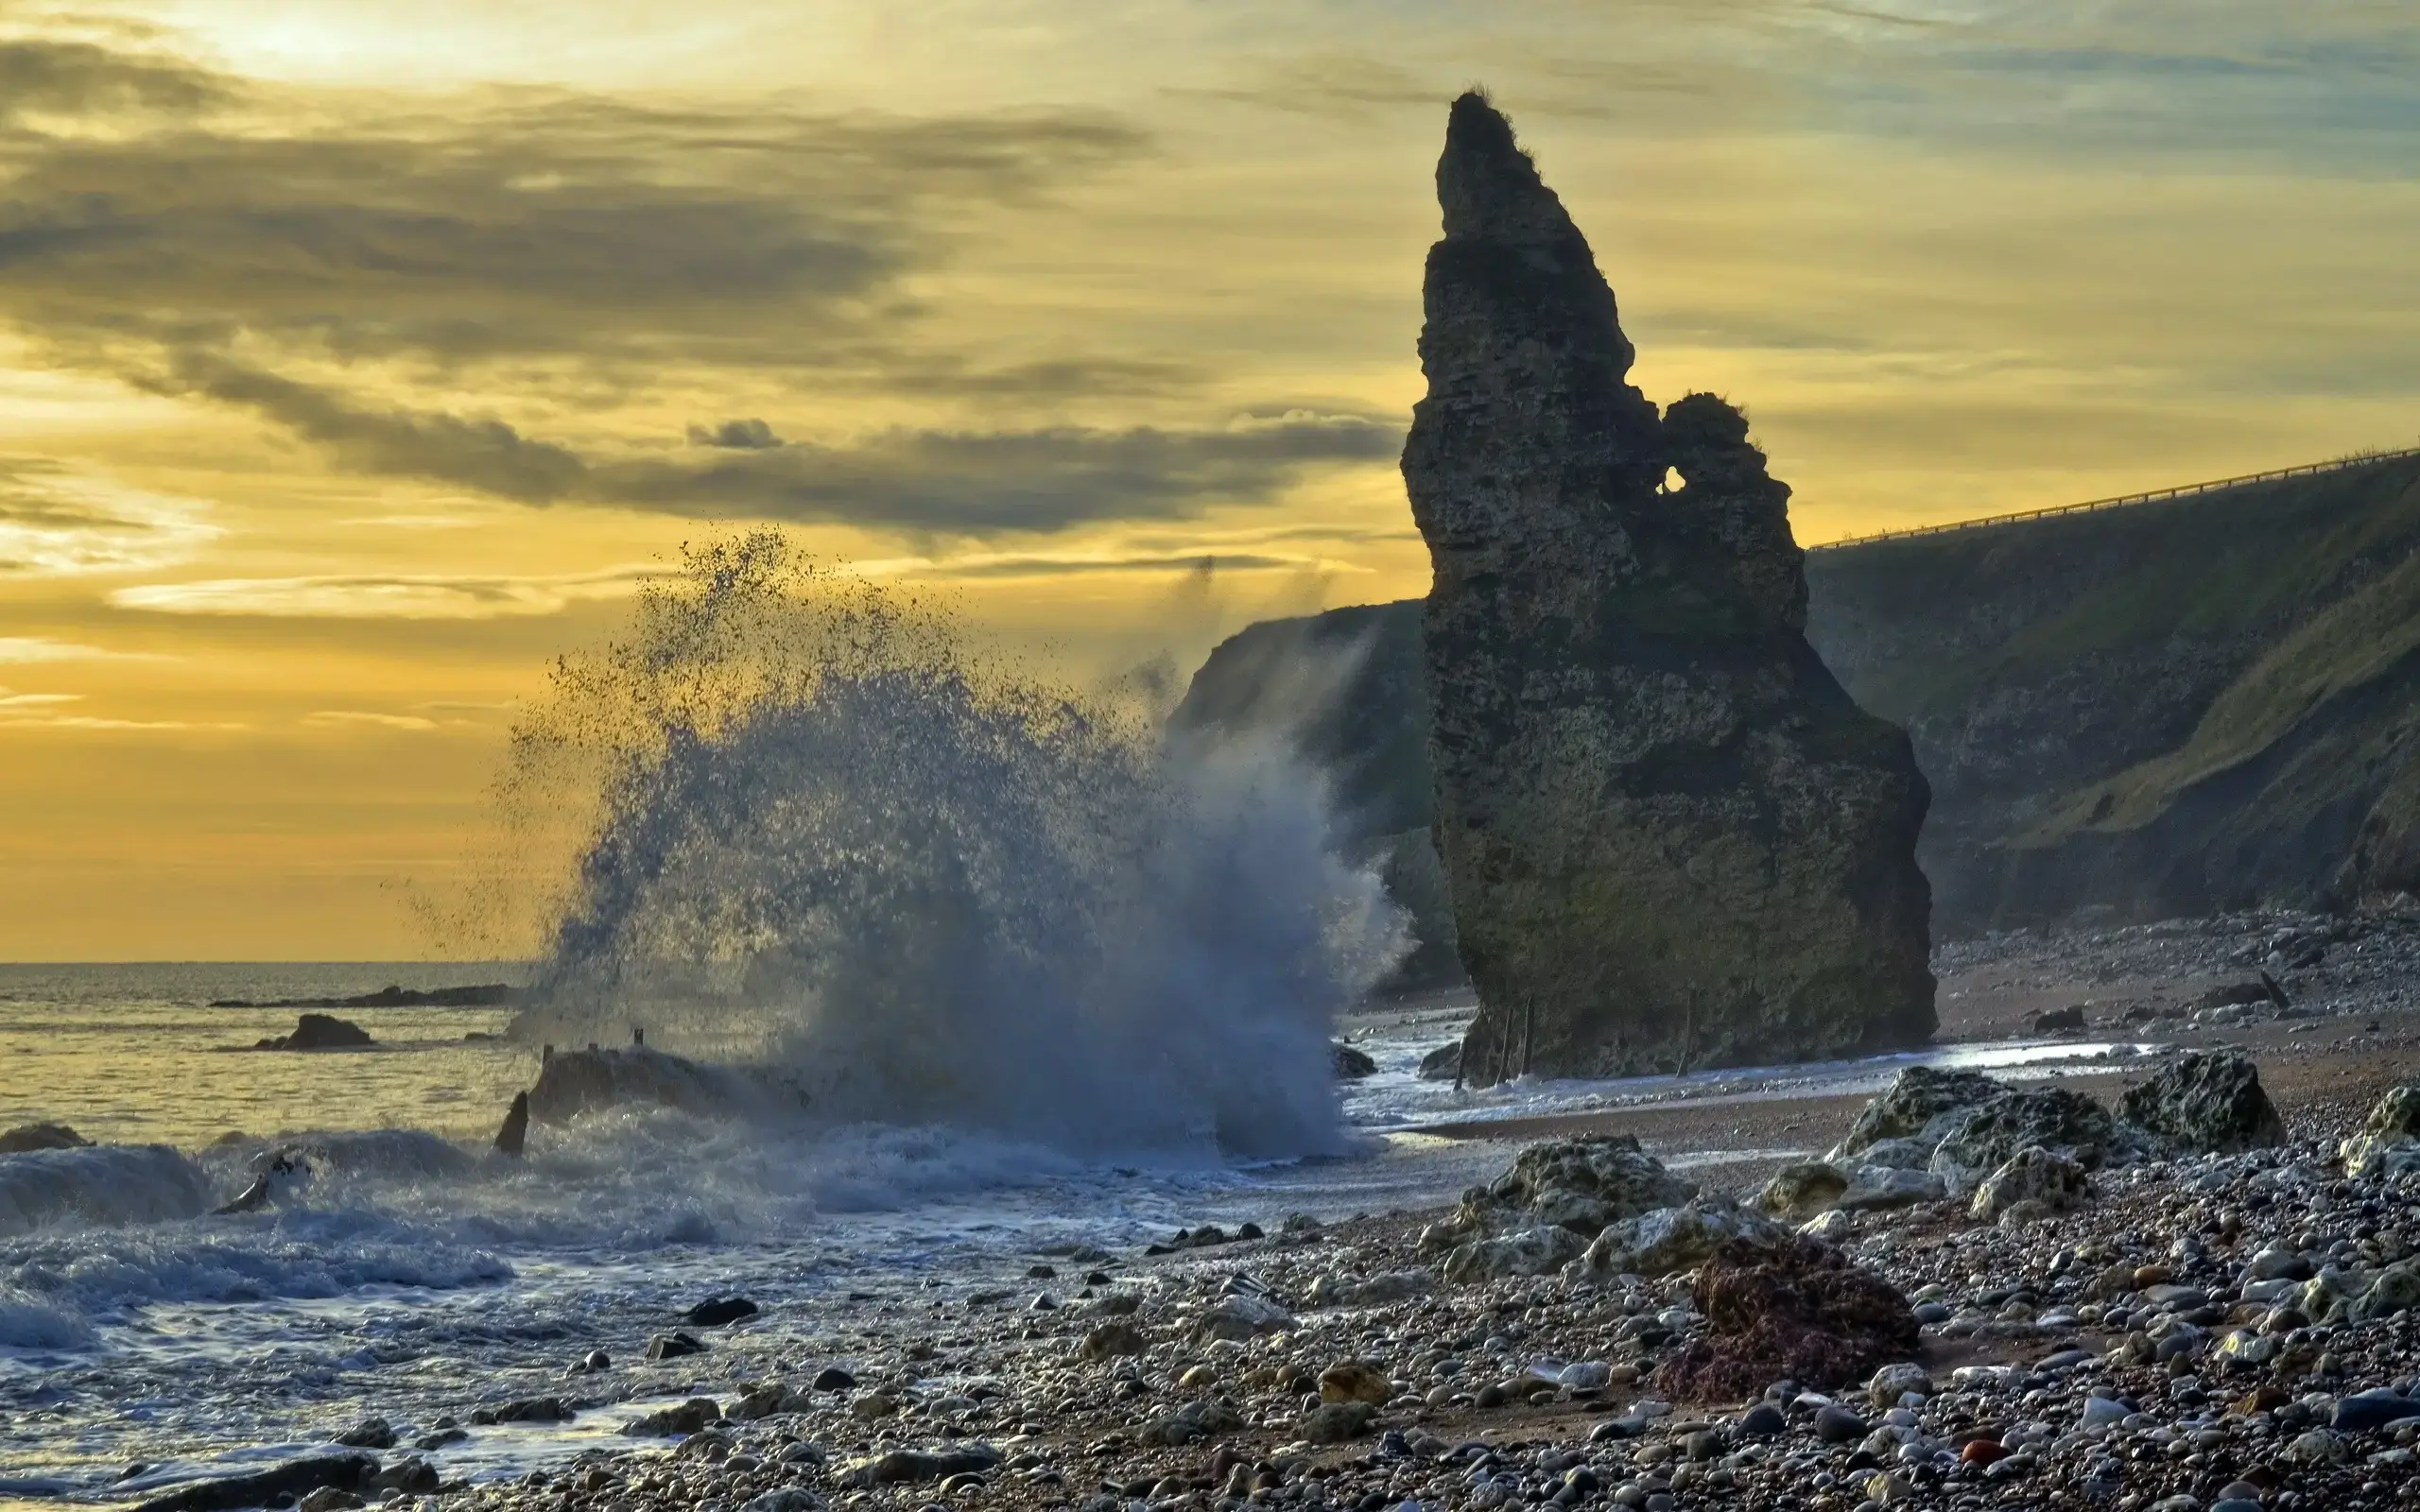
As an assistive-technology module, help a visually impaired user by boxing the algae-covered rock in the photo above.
[1754,1161,1850,1222]
[2118,1052,2286,1154]
[2340,1083,2420,1177]
[1443,1225,1588,1283]
[1579,1198,1786,1279]
[1968,1145,2090,1223]
[1828,1067,2010,1162]
[1401,93,1935,1084]
[1927,1087,2139,1194]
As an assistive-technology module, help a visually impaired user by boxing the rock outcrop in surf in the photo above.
[1401,94,1935,1080]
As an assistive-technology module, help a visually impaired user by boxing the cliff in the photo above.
[1382,92,1935,1077]
[1172,451,2420,954]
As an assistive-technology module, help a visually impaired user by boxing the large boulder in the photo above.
[1441,1225,1587,1283]
[1826,1067,2008,1162]
[1402,94,1935,1083]
[2339,1084,2420,1177]
[2118,1052,2287,1154]
[1578,1197,1786,1279]
[1968,1145,2090,1224]
[1927,1086,2140,1194]
[1422,1135,1697,1252]
[1754,1160,1849,1222]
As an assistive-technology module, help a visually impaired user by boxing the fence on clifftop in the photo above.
[1806,444,2420,552]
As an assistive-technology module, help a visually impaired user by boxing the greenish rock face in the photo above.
[1400,94,1936,1080]
[2117,1052,2288,1155]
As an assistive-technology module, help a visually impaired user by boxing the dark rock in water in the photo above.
[1653,1238,1918,1400]
[368,1460,438,1497]
[1401,94,1935,1083]
[129,1454,378,1512]
[523,1045,742,1125]
[253,1014,374,1052]
[212,984,519,1009]
[644,1331,706,1361]
[624,1398,720,1436]
[1417,1042,1461,1081]
[493,1092,529,1159]
[0,1122,90,1154]
[844,1444,1001,1487]
[470,1398,573,1425]
[2118,1051,2287,1154]
[683,1296,759,1328]
[1331,1042,1378,1079]
[2032,1005,2088,1033]
[328,1418,393,1450]
[813,1366,859,1392]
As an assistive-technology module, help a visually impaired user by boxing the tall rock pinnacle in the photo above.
[1404,93,1936,1080]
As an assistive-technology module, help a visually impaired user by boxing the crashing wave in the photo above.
[503,533,1405,1159]
[0,1145,215,1237]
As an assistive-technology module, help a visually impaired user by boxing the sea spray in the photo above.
[507,532,1406,1158]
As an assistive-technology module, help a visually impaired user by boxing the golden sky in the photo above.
[2,0,2415,959]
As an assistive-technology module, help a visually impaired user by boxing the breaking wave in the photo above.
[0,1146,215,1238]
[504,533,1404,1159]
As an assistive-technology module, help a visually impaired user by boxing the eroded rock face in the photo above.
[2118,1052,2287,1155]
[1403,94,1934,1081]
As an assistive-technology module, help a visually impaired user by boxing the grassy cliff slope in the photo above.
[1172,453,2420,952]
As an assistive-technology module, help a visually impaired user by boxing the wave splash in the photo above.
[506,534,1404,1159]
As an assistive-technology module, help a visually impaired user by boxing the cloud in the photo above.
[302,710,440,730]
[0,686,238,731]
[0,36,237,127]
[0,76,1148,370]
[688,419,783,449]
[593,410,1405,531]
[872,549,1366,579]
[0,635,169,663]
[0,458,219,576]
[111,565,657,619]
[131,358,1402,531]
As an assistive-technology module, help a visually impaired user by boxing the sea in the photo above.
[0,964,2150,1508]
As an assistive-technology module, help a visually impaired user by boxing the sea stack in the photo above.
[1402,93,1935,1080]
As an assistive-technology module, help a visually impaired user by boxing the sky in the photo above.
[1,0,2415,959]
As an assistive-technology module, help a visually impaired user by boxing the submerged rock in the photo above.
[2118,1052,2287,1154]
[0,1122,90,1154]
[129,1454,378,1512]
[492,1091,528,1159]
[524,1044,749,1125]
[1402,94,1934,1082]
[1331,1042,1378,1079]
[252,1013,374,1051]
